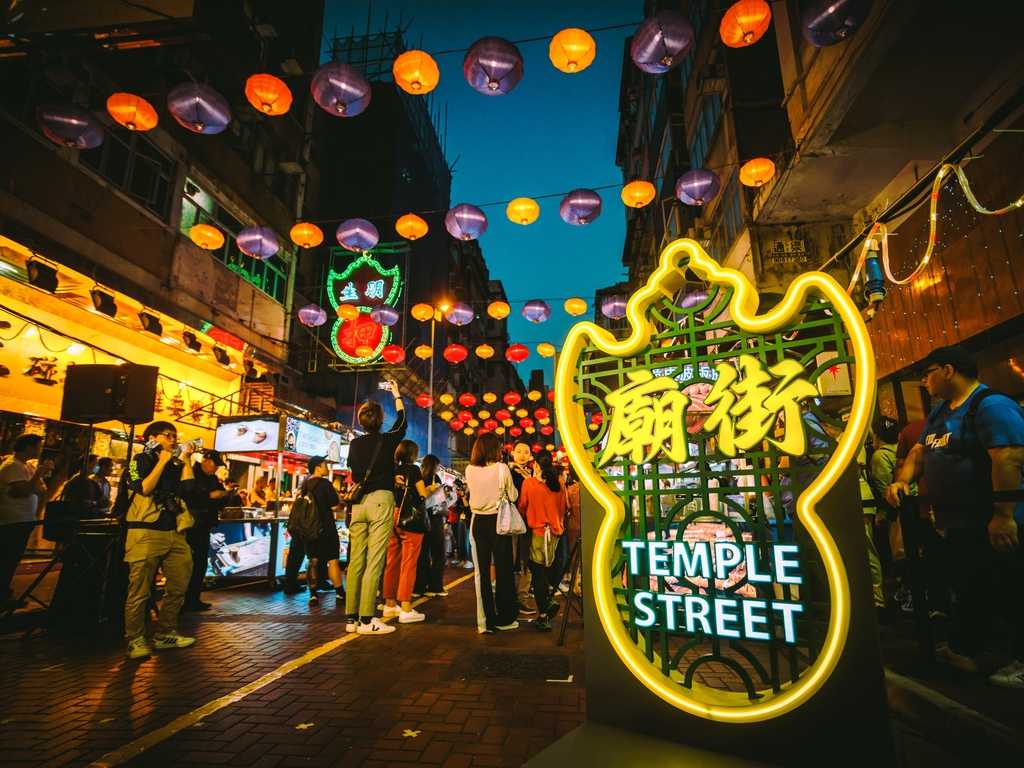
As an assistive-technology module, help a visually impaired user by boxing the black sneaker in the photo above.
[533,619,552,632]
[308,593,319,607]
[282,584,306,595]
[544,602,560,621]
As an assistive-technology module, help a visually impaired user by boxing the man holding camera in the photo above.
[122,421,197,659]
[184,450,239,612]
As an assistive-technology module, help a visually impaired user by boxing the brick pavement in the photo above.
[0,568,585,768]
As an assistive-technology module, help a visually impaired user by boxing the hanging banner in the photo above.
[555,238,875,724]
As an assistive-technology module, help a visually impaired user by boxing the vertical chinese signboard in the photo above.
[552,239,890,763]
[326,253,402,365]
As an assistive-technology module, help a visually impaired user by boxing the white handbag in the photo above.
[495,466,526,536]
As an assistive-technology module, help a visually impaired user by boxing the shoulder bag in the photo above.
[496,465,527,536]
[397,474,430,534]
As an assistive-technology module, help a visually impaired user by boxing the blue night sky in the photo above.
[324,0,641,383]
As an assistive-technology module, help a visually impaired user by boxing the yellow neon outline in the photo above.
[555,238,875,723]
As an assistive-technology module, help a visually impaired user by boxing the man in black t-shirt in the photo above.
[302,455,343,606]
[184,451,240,611]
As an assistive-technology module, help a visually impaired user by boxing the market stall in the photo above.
[206,413,350,586]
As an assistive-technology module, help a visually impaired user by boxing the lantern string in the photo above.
[303,157,756,228]
[320,21,640,59]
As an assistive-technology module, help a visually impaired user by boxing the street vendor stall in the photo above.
[206,414,350,586]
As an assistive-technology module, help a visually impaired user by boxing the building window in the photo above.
[79,131,174,219]
[688,93,723,171]
[179,178,292,305]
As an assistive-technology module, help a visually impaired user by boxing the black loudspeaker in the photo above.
[60,364,158,424]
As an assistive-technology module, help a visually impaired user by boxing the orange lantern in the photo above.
[719,1,772,48]
[548,27,597,73]
[483,391,497,404]
[290,222,324,249]
[537,343,556,358]
[475,343,495,360]
[106,92,158,131]
[467,419,480,428]
[506,197,540,225]
[338,305,359,321]
[516,408,529,418]
[739,157,776,187]
[189,224,224,250]
[495,426,505,435]
[439,393,455,405]
[527,390,543,402]
[463,427,475,436]
[487,300,511,320]
[411,303,435,322]
[244,73,293,116]
[392,50,440,95]
[439,410,454,421]
[478,410,491,420]
[414,344,433,360]
[395,212,429,240]
[620,180,656,208]
[564,297,587,316]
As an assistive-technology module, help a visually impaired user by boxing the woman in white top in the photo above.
[464,432,519,633]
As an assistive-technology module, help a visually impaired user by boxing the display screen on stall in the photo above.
[214,418,281,452]
[283,416,346,465]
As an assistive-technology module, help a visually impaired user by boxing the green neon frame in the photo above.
[325,253,402,364]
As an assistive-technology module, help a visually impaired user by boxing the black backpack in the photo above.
[958,388,1024,504]
[287,482,321,543]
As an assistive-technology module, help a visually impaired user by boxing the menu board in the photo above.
[215,417,281,453]
[283,417,345,463]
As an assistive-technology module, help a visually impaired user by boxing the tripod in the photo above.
[557,538,584,646]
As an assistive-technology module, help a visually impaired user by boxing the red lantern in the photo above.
[484,419,499,431]
[509,426,523,437]
[534,407,550,420]
[547,390,555,401]
[531,444,542,454]
[540,424,554,436]
[416,393,433,408]
[503,443,514,453]
[591,412,604,425]
[495,408,512,421]
[444,343,469,364]
[449,419,465,431]
[505,343,529,363]
[519,417,534,429]
[458,409,474,422]
[458,393,477,407]
[503,391,522,407]
[380,344,405,364]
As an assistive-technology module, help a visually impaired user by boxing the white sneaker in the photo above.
[425,590,448,597]
[399,609,425,624]
[345,619,358,633]
[357,618,396,635]
[463,561,474,569]
[381,605,400,619]
[152,632,196,650]
[989,660,1024,689]
[126,637,152,659]
[495,621,519,631]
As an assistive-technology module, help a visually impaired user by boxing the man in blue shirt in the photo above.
[887,345,1023,688]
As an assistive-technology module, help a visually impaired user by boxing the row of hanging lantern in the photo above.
[408,294,619,326]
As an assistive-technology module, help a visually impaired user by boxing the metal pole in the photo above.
[428,313,435,455]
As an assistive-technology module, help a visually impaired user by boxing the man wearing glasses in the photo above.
[122,421,197,659]
[886,345,1024,688]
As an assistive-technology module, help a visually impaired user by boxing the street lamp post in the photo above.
[427,302,450,456]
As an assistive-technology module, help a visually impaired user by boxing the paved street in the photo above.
[0,569,585,768]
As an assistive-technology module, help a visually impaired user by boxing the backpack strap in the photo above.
[961,388,1024,502]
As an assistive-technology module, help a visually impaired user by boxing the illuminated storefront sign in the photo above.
[326,253,402,364]
[555,238,874,723]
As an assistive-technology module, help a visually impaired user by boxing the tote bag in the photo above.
[495,465,526,536]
